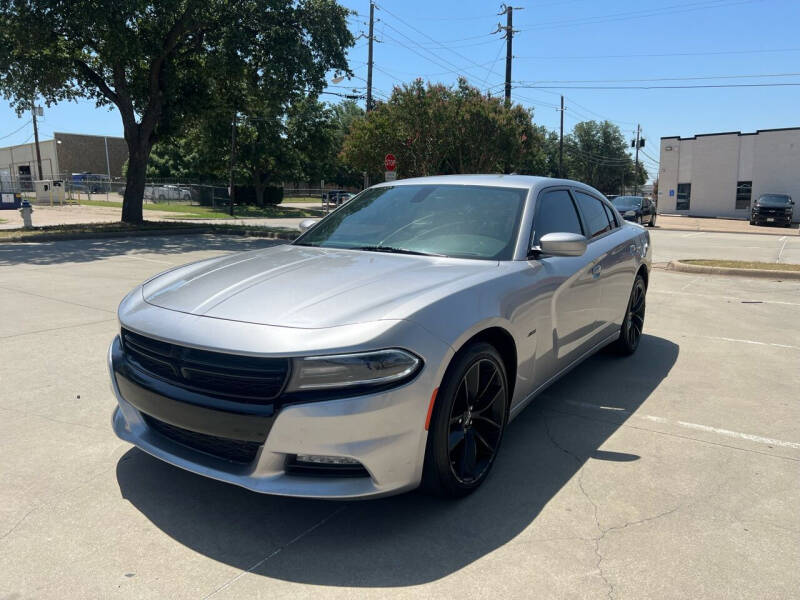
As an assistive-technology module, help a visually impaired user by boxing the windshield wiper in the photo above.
[351,245,444,257]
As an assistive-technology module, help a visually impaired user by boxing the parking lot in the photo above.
[1,232,798,599]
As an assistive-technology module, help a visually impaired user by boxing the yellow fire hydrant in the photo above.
[20,200,34,229]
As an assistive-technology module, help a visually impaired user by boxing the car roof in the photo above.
[371,174,604,195]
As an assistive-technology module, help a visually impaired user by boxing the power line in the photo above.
[517,82,800,89]
[523,72,800,84]
[514,47,800,61]
[376,3,498,80]
[0,119,33,141]
[517,0,761,32]
[379,28,488,82]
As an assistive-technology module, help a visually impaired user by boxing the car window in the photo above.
[531,189,584,247]
[296,184,527,260]
[574,191,612,238]
[602,202,618,228]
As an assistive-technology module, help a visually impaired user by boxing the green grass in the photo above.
[79,199,322,219]
[683,259,800,272]
[0,221,299,242]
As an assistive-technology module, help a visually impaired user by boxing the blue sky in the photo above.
[2,0,799,180]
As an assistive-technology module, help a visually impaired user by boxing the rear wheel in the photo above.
[612,275,646,355]
[421,343,508,498]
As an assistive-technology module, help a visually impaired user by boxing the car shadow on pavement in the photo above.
[116,334,678,587]
[0,235,284,267]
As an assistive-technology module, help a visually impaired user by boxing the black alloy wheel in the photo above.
[613,275,646,355]
[422,343,508,498]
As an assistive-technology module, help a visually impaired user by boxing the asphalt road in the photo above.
[1,235,798,599]
[650,228,800,264]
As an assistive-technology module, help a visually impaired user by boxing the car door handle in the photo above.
[591,264,602,278]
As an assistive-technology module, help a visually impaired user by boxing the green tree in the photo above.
[341,79,546,181]
[0,0,352,223]
[565,120,646,194]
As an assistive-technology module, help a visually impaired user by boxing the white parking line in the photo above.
[681,231,705,238]
[777,238,788,262]
[562,400,800,450]
[651,289,800,307]
[646,328,800,351]
[641,416,800,449]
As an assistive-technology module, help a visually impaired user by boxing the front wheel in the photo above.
[612,274,646,355]
[421,343,509,498]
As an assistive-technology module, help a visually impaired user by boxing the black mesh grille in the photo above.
[143,415,261,464]
[121,329,289,404]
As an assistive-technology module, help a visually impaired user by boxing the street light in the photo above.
[331,76,346,84]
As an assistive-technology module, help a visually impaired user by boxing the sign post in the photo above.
[384,154,397,182]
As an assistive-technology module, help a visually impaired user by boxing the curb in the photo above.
[667,260,800,280]
[0,226,299,244]
[652,225,798,237]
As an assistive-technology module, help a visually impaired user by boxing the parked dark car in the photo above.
[324,190,351,206]
[750,194,794,227]
[611,195,657,227]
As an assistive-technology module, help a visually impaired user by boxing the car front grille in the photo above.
[121,328,290,404]
[756,207,784,216]
[143,414,261,464]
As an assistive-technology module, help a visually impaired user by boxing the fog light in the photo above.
[295,454,360,465]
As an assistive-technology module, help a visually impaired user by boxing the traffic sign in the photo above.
[384,154,396,171]
[385,171,397,182]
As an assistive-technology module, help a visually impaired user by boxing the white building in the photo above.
[658,127,800,221]
[0,132,127,190]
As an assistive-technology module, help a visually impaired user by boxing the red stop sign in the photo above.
[385,154,396,171]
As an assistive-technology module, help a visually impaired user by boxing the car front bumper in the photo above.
[109,327,451,499]
[752,212,792,224]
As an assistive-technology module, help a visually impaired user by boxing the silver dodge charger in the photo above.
[110,175,651,499]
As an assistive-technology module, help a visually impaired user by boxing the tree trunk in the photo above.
[121,137,152,224]
[253,172,266,208]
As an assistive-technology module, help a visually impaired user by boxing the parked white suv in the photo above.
[144,185,193,202]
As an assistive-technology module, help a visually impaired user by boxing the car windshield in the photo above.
[294,184,527,260]
[757,194,791,207]
[612,196,643,210]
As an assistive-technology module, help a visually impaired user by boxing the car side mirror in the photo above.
[535,232,588,257]
[298,219,318,233]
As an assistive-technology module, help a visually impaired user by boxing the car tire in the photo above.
[421,342,509,498]
[612,274,646,356]
[749,217,756,225]
[647,214,656,227]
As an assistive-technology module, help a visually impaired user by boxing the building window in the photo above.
[676,183,691,210]
[736,181,752,210]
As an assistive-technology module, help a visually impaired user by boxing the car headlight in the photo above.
[285,349,422,393]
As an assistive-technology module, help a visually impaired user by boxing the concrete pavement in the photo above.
[0,236,798,599]
[649,229,800,264]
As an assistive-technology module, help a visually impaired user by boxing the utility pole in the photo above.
[558,95,565,177]
[31,102,43,181]
[504,5,513,104]
[228,111,236,216]
[633,123,642,195]
[366,1,375,111]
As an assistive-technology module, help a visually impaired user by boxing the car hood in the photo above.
[142,244,499,328]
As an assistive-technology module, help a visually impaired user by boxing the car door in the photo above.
[573,190,636,335]
[527,188,607,384]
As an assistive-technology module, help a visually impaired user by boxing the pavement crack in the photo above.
[0,506,38,541]
[202,504,349,599]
